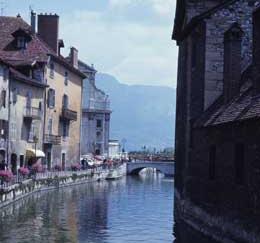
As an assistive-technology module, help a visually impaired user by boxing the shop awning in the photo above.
[26,149,45,158]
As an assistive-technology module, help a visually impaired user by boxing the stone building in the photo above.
[78,61,111,157]
[0,62,10,164]
[8,66,47,173]
[173,1,260,242]
[0,13,85,170]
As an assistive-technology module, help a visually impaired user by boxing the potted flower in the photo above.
[54,164,62,171]
[71,163,81,171]
[0,170,13,182]
[19,168,30,176]
[32,163,43,173]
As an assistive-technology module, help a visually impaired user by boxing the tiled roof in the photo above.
[194,80,260,127]
[0,16,55,63]
[0,16,85,78]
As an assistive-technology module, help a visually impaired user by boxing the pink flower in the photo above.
[72,163,81,169]
[19,168,29,176]
[0,170,13,182]
[32,163,43,173]
[54,164,62,170]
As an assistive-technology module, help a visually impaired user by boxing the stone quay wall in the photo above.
[0,169,110,210]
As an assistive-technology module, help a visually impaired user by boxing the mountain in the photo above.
[95,73,176,151]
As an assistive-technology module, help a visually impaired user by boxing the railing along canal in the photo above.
[0,163,124,190]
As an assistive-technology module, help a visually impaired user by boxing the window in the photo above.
[48,118,53,135]
[64,71,68,85]
[20,155,24,168]
[3,67,8,81]
[13,88,18,103]
[39,101,42,111]
[97,119,102,128]
[62,121,69,137]
[1,90,6,108]
[26,90,32,108]
[62,94,68,109]
[209,145,216,180]
[48,89,55,108]
[96,131,101,137]
[50,63,54,78]
[17,37,27,49]
[234,143,245,185]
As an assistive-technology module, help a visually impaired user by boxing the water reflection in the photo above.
[0,171,174,243]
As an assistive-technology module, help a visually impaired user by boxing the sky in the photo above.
[4,0,178,88]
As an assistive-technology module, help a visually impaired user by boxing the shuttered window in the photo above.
[62,94,68,109]
[48,89,55,108]
[50,63,54,78]
[1,90,6,108]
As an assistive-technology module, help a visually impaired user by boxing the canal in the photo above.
[0,170,219,243]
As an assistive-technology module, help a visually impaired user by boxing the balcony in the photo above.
[44,134,61,145]
[82,100,111,113]
[60,108,77,121]
[24,106,42,120]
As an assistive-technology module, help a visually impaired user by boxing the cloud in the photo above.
[60,1,177,88]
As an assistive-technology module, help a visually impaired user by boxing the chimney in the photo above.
[253,7,260,95]
[70,47,78,69]
[223,23,243,103]
[31,11,36,34]
[38,13,59,54]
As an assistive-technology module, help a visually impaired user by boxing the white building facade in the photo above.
[78,61,111,157]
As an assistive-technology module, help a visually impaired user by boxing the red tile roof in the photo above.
[0,16,55,63]
[0,16,85,78]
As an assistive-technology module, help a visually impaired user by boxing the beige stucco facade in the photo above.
[44,58,82,169]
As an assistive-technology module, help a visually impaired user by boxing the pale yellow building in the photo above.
[44,50,84,169]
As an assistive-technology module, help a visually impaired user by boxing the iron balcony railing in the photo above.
[60,108,77,121]
[24,106,42,120]
[44,134,61,145]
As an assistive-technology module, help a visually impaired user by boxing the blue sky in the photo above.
[5,0,178,88]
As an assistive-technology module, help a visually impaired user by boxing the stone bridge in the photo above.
[127,161,174,177]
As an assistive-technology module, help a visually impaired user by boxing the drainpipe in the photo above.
[6,67,11,168]
[42,66,47,169]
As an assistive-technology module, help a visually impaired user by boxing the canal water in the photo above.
[0,170,219,243]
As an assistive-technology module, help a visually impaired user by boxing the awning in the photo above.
[26,149,45,158]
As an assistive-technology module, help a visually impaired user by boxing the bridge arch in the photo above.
[127,162,174,177]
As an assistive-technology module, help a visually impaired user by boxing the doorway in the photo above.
[11,153,17,174]
[62,153,66,170]
[47,152,52,170]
